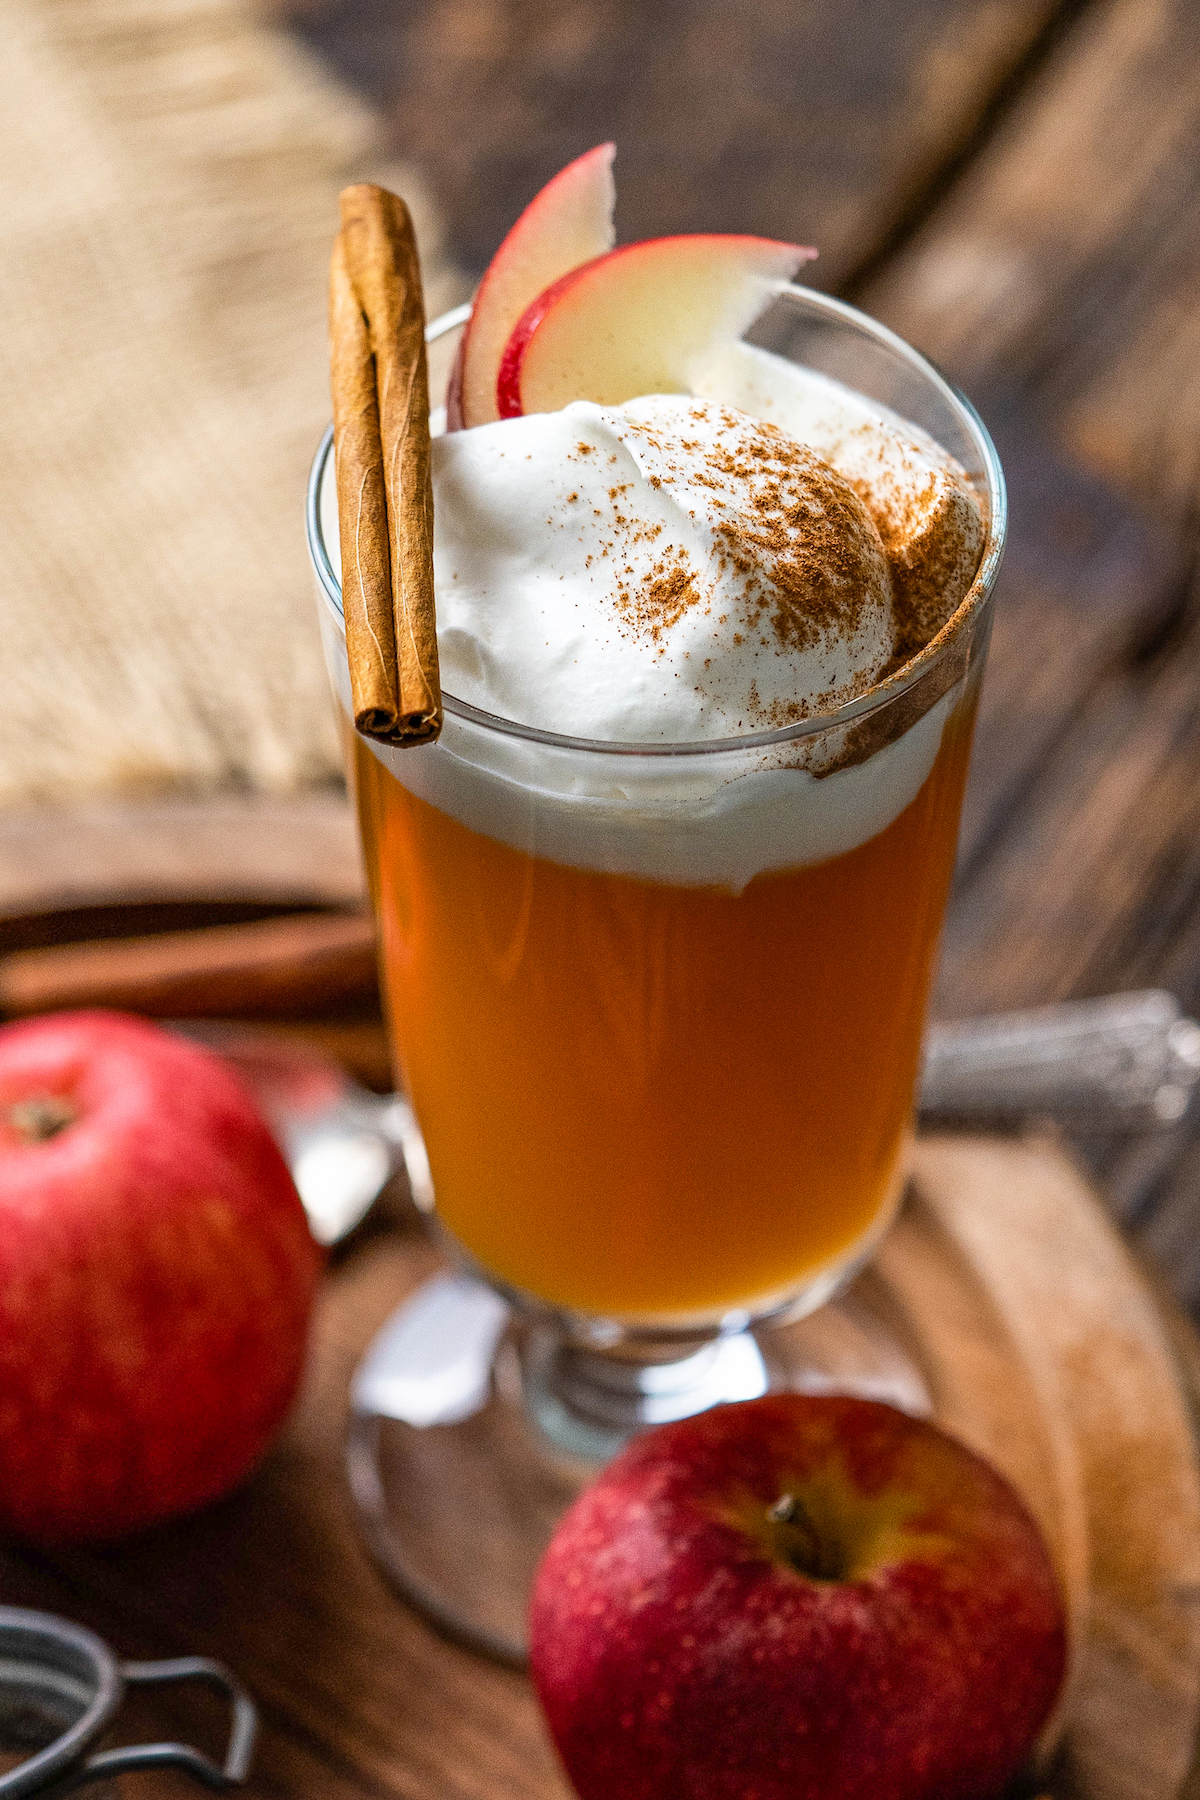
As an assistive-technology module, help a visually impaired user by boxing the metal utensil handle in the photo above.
[920,989,1200,1129]
[66,1659,256,1792]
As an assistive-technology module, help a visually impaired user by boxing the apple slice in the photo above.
[496,235,816,418]
[449,144,617,428]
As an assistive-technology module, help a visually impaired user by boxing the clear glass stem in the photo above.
[519,1324,770,1461]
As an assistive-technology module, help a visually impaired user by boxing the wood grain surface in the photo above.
[0,911,377,1022]
[282,0,1085,288]
[0,794,364,920]
[849,0,1200,1303]
[3,1136,1197,1800]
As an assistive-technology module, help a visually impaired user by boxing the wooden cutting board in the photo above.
[842,1134,1200,1800]
[0,795,366,920]
[5,1131,1198,1800]
[275,1130,1200,1800]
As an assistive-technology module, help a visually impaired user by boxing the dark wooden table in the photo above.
[5,2,1200,1795]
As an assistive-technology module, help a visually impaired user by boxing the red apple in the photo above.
[449,143,616,428]
[496,234,816,419]
[0,1010,322,1543]
[531,1394,1066,1800]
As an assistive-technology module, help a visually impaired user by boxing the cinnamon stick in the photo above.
[0,912,380,1020]
[329,186,442,747]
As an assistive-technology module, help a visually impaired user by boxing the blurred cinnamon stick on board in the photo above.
[0,912,379,1021]
[330,186,441,747]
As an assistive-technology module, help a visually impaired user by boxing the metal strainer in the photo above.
[0,1607,255,1797]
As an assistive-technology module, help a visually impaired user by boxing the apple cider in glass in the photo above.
[352,700,977,1321]
[313,284,1002,1334]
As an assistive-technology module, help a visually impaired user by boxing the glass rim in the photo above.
[307,285,1006,761]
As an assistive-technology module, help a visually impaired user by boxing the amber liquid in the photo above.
[355,705,976,1323]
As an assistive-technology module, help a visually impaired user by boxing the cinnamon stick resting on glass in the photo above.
[329,185,442,747]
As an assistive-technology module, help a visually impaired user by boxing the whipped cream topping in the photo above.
[315,341,988,890]
[694,341,984,656]
[432,396,895,742]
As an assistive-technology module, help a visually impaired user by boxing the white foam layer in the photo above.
[316,349,966,890]
[318,586,951,890]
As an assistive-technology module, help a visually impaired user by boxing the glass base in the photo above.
[345,1267,931,1665]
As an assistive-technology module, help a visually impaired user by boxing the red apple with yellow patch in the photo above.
[0,1010,321,1544]
[531,1394,1066,1800]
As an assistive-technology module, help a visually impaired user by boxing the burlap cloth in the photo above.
[0,0,463,807]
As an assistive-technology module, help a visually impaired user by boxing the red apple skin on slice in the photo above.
[445,338,465,431]
[496,235,816,418]
[531,1395,1067,1800]
[450,142,616,429]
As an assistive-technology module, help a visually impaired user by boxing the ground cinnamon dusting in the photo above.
[562,397,982,742]
[580,402,894,720]
[622,552,702,646]
[832,419,984,662]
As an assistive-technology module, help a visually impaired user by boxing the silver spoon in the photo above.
[174,991,1200,1246]
[171,1022,428,1245]
[922,989,1200,1128]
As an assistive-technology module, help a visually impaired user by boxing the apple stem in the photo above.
[8,1094,77,1143]
[766,1491,841,1581]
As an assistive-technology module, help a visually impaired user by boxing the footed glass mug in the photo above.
[307,286,1006,1662]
